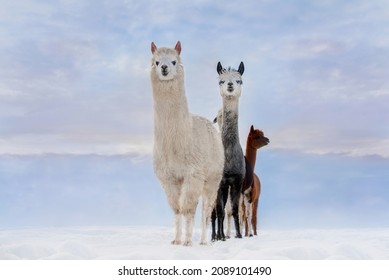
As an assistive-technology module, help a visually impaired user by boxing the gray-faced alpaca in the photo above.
[150,41,224,246]
[211,61,246,241]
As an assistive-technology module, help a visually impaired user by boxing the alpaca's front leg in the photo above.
[171,213,182,245]
[183,212,196,246]
[161,180,183,245]
[181,178,202,246]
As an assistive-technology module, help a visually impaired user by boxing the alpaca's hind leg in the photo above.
[226,214,231,238]
[246,201,253,237]
[241,197,248,236]
[211,208,217,241]
[213,183,228,241]
[200,195,211,245]
[252,199,259,235]
[224,196,232,239]
[200,177,219,245]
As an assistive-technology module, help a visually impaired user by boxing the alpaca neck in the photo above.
[245,142,258,171]
[152,77,192,146]
[221,98,240,148]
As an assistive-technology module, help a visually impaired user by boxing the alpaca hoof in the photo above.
[235,234,242,239]
[171,240,182,245]
[249,234,253,237]
[199,241,208,246]
[226,235,230,239]
[183,241,193,246]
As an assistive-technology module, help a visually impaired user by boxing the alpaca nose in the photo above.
[228,82,233,86]
[161,65,168,70]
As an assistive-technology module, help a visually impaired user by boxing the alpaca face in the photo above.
[248,125,270,149]
[217,62,244,100]
[151,41,181,81]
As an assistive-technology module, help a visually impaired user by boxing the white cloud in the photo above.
[0,134,153,156]
[270,125,389,158]
[1,0,388,157]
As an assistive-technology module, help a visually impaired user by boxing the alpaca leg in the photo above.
[242,192,253,237]
[211,208,217,241]
[246,201,253,237]
[241,198,248,236]
[201,176,220,245]
[224,196,232,239]
[214,183,229,241]
[230,181,242,238]
[200,195,213,245]
[226,214,231,239]
[183,212,195,246]
[161,181,183,245]
[200,197,208,245]
[181,178,202,246]
[172,213,182,245]
[252,199,259,235]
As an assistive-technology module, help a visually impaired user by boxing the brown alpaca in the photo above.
[242,125,269,236]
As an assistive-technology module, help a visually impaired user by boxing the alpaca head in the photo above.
[248,125,270,149]
[213,109,223,130]
[217,61,244,100]
[151,41,182,81]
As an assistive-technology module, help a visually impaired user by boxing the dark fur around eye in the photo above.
[219,80,225,85]
[236,80,242,84]
[172,61,176,66]
[156,61,159,66]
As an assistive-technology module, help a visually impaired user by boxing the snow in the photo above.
[1,226,388,260]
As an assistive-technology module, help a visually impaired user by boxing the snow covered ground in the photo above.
[1,226,388,260]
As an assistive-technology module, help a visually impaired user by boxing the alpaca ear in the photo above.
[250,125,254,133]
[238,62,245,76]
[175,41,181,55]
[213,116,218,124]
[151,42,157,54]
[217,62,223,75]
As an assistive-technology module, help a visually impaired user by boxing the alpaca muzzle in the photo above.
[161,65,169,76]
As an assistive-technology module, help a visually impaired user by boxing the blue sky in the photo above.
[1,0,388,229]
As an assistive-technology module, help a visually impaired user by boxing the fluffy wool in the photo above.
[150,41,224,246]
[212,62,246,241]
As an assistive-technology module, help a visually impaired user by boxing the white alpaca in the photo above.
[150,41,224,246]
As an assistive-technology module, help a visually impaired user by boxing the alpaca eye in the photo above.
[156,61,159,66]
[219,80,225,85]
[236,80,242,84]
[172,61,176,66]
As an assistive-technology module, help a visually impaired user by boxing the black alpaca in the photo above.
[212,62,246,241]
